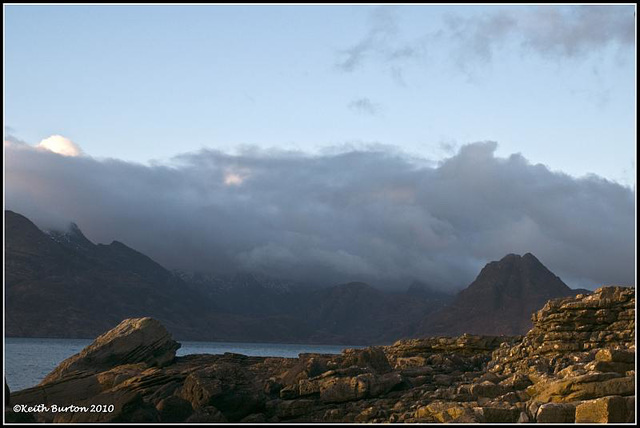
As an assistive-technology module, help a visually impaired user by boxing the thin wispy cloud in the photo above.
[446,5,634,69]
[5,137,634,291]
[348,97,381,116]
[336,7,422,75]
[337,5,635,78]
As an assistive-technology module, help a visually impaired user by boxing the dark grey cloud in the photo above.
[348,97,380,116]
[5,139,635,292]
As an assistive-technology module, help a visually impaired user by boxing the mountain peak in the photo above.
[47,222,95,252]
[495,252,540,265]
[420,253,578,336]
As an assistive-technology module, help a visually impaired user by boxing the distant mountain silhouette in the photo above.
[418,253,588,336]
[4,211,451,344]
[5,210,216,339]
[301,282,451,344]
[6,211,589,342]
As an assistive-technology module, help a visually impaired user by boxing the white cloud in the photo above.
[36,135,83,157]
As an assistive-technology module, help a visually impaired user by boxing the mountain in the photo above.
[405,280,453,302]
[5,211,587,343]
[418,253,586,336]
[4,211,451,344]
[5,210,215,339]
[173,275,452,345]
[300,282,450,345]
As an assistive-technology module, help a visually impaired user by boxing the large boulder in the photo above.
[575,395,629,423]
[535,402,576,423]
[41,318,180,384]
[339,347,391,373]
[179,357,266,421]
[156,395,194,422]
[528,373,634,403]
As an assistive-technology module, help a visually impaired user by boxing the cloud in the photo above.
[36,135,83,157]
[5,138,635,292]
[446,5,635,68]
[348,97,380,116]
[337,6,634,78]
[336,7,422,74]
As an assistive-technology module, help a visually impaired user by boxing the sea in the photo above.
[4,337,362,392]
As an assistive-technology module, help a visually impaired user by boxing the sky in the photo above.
[3,4,637,291]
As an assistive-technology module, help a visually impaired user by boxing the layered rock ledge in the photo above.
[6,286,635,423]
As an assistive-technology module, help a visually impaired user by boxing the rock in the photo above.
[499,373,531,390]
[624,396,635,423]
[275,399,318,420]
[470,380,505,399]
[531,374,634,402]
[263,378,282,395]
[340,347,391,373]
[41,318,180,384]
[595,349,635,364]
[156,396,193,422]
[185,406,227,423]
[355,406,379,422]
[585,360,634,374]
[180,370,224,408]
[535,402,576,423]
[478,371,500,383]
[369,372,403,396]
[394,356,428,369]
[478,406,520,423]
[297,378,321,397]
[240,413,267,423]
[433,374,454,385]
[496,391,522,404]
[575,395,628,423]
[279,384,299,399]
[179,363,265,421]
[517,411,530,423]
[490,286,635,378]
[415,401,479,423]
[319,375,369,403]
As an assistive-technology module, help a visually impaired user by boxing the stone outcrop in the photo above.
[42,318,180,384]
[7,286,635,423]
[488,286,635,422]
[574,395,633,423]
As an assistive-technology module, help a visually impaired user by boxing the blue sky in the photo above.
[4,4,636,186]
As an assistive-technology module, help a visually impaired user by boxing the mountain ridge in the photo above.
[5,210,590,343]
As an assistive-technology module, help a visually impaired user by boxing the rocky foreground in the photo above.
[6,286,635,423]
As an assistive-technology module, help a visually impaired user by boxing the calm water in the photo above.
[4,337,360,392]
